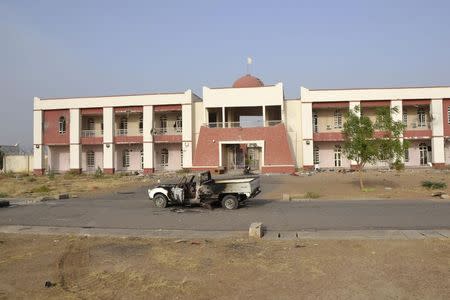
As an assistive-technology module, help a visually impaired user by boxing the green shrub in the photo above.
[27,177,37,183]
[47,170,55,180]
[391,160,405,171]
[421,181,447,190]
[0,192,8,198]
[4,171,15,178]
[31,185,51,193]
[304,191,320,199]
[94,167,104,178]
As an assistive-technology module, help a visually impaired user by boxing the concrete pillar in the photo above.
[301,102,314,169]
[391,100,404,163]
[262,105,266,126]
[222,107,225,128]
[182,104,193,168]
[103,107,115,173]
[348,101,361,169]
[33,109,45,175]
[431,99,445,168]
[143,105,154,174]
[69,108,81,173]
[349,101,361,117]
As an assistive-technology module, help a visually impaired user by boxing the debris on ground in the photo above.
[44,281,57,288]
[0,200,10,208]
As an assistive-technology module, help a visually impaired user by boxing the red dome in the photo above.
[232,74,264,88]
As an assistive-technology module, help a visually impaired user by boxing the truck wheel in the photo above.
[221,195,238,210]
[153,194,168,208]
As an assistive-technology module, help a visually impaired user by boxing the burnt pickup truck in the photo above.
[147,171,260,210]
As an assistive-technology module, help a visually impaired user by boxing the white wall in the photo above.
[81,145,103,172]
[154,143,182,171]
[3,155,33,173]
[115,144,143,172]
[285,99,302,168]
[301,86,450,102]
[203,83,284,108]
[48,146,70,172]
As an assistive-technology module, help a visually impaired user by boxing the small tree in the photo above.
[342,106,409,190]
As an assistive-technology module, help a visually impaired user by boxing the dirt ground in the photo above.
[0,233,449,299]
[263,169,450,200]
[0,169,448,201]
[0,173,160,198]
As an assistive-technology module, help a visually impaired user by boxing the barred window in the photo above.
[313,146,319,164]
[87,151,95,168]
[59,116,66,134]
[313,112,318,133]
[334,110,343,129]
[161,148,169,167]
[417,107,426,128]
[180,148,183,167]
[404,148,409,162]
[402,109,407,125]
[447,106,450,124]
[334,145,342,167]
[122,149,130,168]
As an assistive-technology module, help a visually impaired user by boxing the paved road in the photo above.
[1,186,450,231]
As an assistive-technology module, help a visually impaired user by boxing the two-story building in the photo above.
[33,74,450,175]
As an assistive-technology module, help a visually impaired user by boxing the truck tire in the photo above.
[153,194,168,208]
[221,195,238,210]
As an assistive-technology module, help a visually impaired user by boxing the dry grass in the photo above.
[263,169,450,200]
[0,234,449,299]
[0,173,159,198]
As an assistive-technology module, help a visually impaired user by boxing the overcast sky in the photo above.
[2,0,450,148]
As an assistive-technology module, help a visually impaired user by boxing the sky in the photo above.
[1,0,450,148]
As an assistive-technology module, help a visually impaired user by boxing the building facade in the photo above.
[33,75,450,175]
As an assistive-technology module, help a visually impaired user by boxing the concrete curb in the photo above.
[0,225,449,240]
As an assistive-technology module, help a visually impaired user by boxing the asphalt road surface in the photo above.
[1,186,450,231]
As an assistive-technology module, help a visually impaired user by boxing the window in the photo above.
[139,114,143,134]
[175,115,182,133]
[417,107,426,128]
[87,118,95,130]
[122,149,130,168]
[402,109,407,126]
[334,145,342,167]
[120,117,128,135]
[87,150,95,168]
[404,148,409,162]
[334,110,343,129]
[419,143,428,165]
[180,147,183,167]
[59,116,66,134]
[160,115,167,133]
[313,145,319,164]
[448,106,450,124]
[161,148,169,167]
[313,112,318,133]
[140,149,144,169]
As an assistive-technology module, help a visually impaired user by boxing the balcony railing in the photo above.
[153,126,183,135]
[81,130,103,137]
[115,129,143,136]
[116,129,128,136]
[405,121,431,130]
[205,120,282,128]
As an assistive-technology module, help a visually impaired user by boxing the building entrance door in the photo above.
[224,144,261,172]
[419,143,429,165]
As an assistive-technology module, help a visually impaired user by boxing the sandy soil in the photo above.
[0,169,448,201]
[0,173,162,198]
[0,233,449,299]
[262,169,450,200]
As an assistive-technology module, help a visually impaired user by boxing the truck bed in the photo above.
[212,176,260,197]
